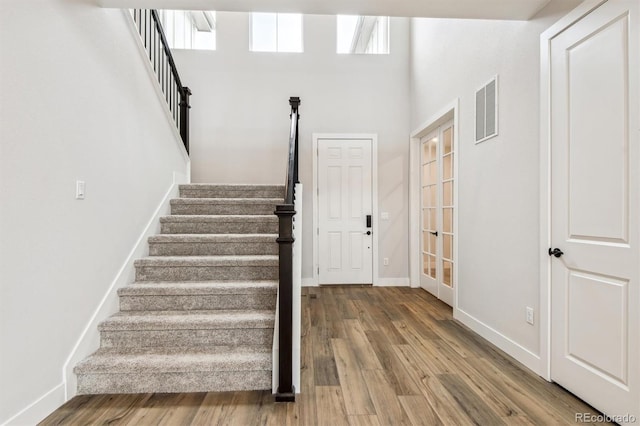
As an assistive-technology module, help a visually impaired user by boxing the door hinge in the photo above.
[317,267,320,274]
[317,228,319,235]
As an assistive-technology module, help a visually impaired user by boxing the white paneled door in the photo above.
[420,121,455,306]
[318,139,373,284]
[549,0,639,421]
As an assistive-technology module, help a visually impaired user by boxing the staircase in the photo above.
[74,184,283,394]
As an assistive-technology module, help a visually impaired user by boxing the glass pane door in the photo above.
[420,132,438,294]
[419,121,455,306]
[441,125,454,289]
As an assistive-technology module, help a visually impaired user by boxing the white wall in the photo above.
[409,0,580,372]
[0,2,189,424]
[173,12,411,281]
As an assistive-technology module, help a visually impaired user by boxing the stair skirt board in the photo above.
[74,184,283,395]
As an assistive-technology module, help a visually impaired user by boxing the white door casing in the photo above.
[548,0,639,421]
[317,138,374,285]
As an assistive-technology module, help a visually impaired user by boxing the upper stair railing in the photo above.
[274,97,300,401]
[131,9,191,153]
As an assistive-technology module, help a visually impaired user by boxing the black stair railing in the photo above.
[274,97,300,402]
[131,9,191,153]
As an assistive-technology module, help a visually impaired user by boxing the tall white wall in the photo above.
[173,12,411,281]
[409,1,579,372]
[0,2,189,424]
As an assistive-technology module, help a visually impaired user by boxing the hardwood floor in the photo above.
[40,287,608,425]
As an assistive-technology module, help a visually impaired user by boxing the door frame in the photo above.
[409,99,459,308]
[312,133,379,286]
[539,0,609,381]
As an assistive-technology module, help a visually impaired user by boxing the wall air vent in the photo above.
[475,76,498,143]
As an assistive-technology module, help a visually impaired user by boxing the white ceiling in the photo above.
[98,0,556,21]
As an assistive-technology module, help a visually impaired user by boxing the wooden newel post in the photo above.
[274,203,295,402]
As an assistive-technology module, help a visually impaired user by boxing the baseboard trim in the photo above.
[375,278,410,287]
[62,176,185,400]
[1,383,65,426]
[302,277,410,287]
[301,278,318,287]
[454,307,544,376]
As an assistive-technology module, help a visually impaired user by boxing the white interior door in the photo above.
[420,120,455,306]
[550,0,639,421]
[318,139,373,285]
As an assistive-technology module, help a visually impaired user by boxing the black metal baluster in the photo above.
[129,9,190,152]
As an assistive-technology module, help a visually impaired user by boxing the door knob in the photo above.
[430,231,438,237]
[548,248,564,258]
[364,230,371,235]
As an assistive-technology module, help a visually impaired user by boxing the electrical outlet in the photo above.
[526,307,534,325]
[383,258,389,266]
[76,180,85,200]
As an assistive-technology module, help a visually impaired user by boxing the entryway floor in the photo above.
[41,287,608,425]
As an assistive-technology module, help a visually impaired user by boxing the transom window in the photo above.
[250,13,303,53]
[158,10,216,50]
[337,15,389,54]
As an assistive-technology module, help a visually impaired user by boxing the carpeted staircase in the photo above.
[74,184,283,394]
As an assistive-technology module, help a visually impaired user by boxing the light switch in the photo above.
[381,212,389,220]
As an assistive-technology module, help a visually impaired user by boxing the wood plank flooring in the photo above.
[40,287,608,425]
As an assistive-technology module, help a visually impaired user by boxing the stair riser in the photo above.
[148,242,277,256]
[180,188,284,199]
[100,328,272,349]
[77,370,271,394]
[135,266,278,282]
[160,222,278,234]
[119,294,276,311]
[171,203,279,215]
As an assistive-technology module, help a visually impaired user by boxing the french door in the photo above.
[420,121,455,306]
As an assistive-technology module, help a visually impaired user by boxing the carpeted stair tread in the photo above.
[170,198,284,205]
[90,345,272,356]
[134,255,278,267]
[148,234,278,256]
[159,215,278,235]
[99,310,275,331]
[170,199,283,216]
[180,184,283,189]
[148,234,277,243]
[74,348,271,374]
[179,184,284,199]
[118,281,277,311]
[120,281,278,295]
[160,215,278,223]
